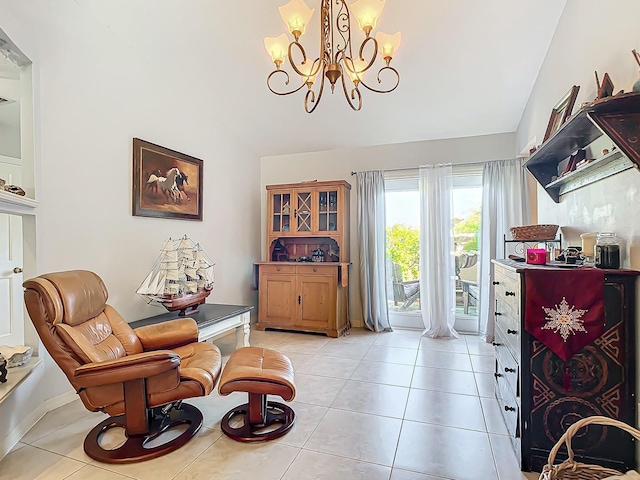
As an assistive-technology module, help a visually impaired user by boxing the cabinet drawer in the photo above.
[260,264,296,275]
[494,266,521,316]
[495,299,520,362]
[495,330,519,398]
[495,372,520,440]
[296,265,336,276]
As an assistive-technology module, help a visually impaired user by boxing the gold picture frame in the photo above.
[132,138,203,221]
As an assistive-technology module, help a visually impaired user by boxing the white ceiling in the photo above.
[13,1,568,158]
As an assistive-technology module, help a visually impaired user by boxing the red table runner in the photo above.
[524,268,604,362]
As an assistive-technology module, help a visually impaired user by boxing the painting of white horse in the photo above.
[133,138,203,221]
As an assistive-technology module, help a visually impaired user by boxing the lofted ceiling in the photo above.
[13,1,568,158]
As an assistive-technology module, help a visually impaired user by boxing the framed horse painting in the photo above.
[132,138,203,221]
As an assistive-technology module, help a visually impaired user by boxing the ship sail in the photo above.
[136,235,216,315]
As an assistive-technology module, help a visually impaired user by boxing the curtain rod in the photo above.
[350,156,529,176]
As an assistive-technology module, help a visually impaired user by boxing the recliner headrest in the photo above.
[37,270,108,326]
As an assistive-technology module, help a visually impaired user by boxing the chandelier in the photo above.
[264,0,401,113]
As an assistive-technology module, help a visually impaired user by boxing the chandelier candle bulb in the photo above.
[278,0,314,39]
[375,31,401,63]
[350,0,386,36]
[264,34,289,67]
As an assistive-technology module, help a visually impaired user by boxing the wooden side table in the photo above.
[130,304,253,349]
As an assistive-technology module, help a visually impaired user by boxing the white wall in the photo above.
[0,0,261,446]
[517,0,640,264]
[261,132,516,326]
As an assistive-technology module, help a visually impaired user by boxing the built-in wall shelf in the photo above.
[543,149,633,197]
[526,91,640,202]
[0,189,37,215]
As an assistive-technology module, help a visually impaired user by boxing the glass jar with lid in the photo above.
[595,232,620,269]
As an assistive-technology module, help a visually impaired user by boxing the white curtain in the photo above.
[419,165,458,338]
[478,158,533,341]
[356,171,392,332]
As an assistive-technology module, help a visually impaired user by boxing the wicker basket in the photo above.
[509,224,559,240]
[538,416,640,480]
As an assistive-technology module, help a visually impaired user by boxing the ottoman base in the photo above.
[220,393,295,442]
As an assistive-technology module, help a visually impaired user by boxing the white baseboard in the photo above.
[0,389,77,461]
[0,402,46,460]
[44,389,77,412]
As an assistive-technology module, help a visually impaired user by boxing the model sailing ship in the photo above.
[136,235,215,316]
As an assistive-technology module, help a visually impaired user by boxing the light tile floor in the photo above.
[0,327,541,480]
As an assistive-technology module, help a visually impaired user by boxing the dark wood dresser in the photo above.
[492,259,638,472]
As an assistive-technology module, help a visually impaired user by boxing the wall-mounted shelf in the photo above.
[526,91,640,202]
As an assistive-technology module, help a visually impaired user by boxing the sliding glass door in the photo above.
[385,167,482,332]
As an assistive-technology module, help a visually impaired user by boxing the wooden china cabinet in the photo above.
[255,180,351,337]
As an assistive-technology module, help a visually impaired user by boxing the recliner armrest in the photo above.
[134,318,199,351]
[73,350,180,388]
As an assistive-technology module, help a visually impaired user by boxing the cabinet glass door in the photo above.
[271,192,291,233]
[318,189,338,232]
[295,191,312,232]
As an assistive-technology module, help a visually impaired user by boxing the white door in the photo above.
[0,213,23,346]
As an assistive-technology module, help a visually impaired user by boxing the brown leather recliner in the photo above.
[23,270,222,464]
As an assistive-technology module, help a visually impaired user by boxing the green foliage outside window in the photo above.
[386,223,419,281]
[386,206,481,282]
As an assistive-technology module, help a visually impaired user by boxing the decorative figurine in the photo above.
[0,354,7,383]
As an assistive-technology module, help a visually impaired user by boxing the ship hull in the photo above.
[161,288,213,316]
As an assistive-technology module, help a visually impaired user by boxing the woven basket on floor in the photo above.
[539,416,640,480]
[509,224,559,240]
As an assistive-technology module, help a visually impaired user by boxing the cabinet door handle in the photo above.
[492,341,502,347]
[298,295,301,304]
[505,291,516,296]
[495,312,502,316]
[494,372,503,378]
[504,406,516,412]
[294,209,297,218]
[492,281,500,285]
[507,329,518,335]
[504,367,516,373]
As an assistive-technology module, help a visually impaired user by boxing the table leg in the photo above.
[235,312,251,348]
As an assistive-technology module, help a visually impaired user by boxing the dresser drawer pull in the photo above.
[494,372,503,378]
[492,281,500,285]
[505,291,516,296]
[504,405,516,412]
[313,267,318,272]
[507,329,518,335]
[504,367,516,373]
[276,267,281,271]
[492,341,502,347]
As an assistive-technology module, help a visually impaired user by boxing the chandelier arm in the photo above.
[305,66,326,113]
[357,36,378,72]
[267,69,308,96]
[339,66,362,111]
[288,41,317,78]
[359,66,400,94]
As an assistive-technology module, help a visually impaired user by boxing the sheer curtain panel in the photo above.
[356,171,391,332]
[419,165,458,338]
[478,158,533,341]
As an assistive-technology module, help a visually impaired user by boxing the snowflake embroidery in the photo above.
[541,297,588,342]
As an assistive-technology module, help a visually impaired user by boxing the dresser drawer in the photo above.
[495,371,520,440]
[494,269,521,317]
[495,330,519,397]
[495,299,521,363]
